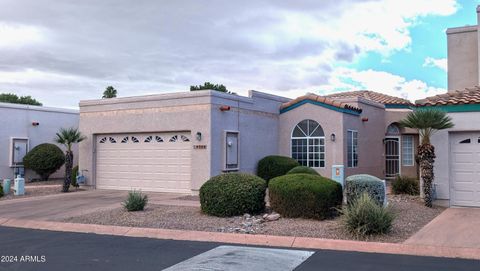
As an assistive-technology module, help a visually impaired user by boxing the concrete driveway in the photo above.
[0,190,192,221]
[405,207,480,249]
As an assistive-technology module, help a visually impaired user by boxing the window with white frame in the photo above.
[291,119,325,168]
[402,135,414,166]
[347,130,358,168]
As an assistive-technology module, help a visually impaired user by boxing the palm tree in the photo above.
[399,108,454,207]
[102,86,117,98]
[55,128,86,192]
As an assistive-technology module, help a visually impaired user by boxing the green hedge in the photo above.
[200,173,267,217]
[345,174,385,206]
[392,175,419,195]
[23,143,65,181]
[287,166,320,176]
[269,173,343,219]
[257,155,299,182]
[0,183,3,198]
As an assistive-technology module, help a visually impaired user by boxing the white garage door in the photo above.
[95,132,191,193]
[450,132,480,207]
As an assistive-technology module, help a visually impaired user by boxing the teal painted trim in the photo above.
[420,104,480,112]
[280,100,361,116]
[385,104,412,109]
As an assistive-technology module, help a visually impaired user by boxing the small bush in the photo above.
[71,165,79,188]
[345,174,385,206]
[257,155,300,182]
[0,184,3,198]
[269,173,343,219]
[200,173,267,217]
[342,193,395,236]
[287,166,320,176]
[23,143,65,181]
[392,175,419,195]
[123,190,148,211]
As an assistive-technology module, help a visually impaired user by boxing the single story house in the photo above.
[416,88,480,207]
[0,102,79,181]
[78,89,419,194]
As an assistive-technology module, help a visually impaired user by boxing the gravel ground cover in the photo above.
[1,186,85,201]
[64,194,444,243]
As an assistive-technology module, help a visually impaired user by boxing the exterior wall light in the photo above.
[32,122,40,126]
[330,133,336,142]
[196,132,202,141]
[362,117,369,122]
[220,105,231,111]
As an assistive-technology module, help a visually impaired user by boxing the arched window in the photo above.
[291,119,325,168]
[386,123,400,135]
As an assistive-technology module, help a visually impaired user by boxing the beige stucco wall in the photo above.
[79,92,213,192]
[342,101,385,178]
[447,25,479,91]
[278,103,344,177]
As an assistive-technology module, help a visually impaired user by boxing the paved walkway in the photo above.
[405,207,480,249]
[0,190,198,221]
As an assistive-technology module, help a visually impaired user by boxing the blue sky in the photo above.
[0,0,478,107]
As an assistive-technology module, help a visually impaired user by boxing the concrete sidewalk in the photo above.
[1,218,479,260]
[405,207,480,249]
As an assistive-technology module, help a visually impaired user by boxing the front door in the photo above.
[385,137,400,179]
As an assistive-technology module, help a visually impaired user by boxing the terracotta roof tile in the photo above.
[280,93,363,114]
[325,90,413,105]
[416,86,480,106]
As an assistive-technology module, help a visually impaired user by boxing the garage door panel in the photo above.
[96,133,192,193]
[450,132,480,207]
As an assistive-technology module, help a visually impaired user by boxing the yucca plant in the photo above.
[399,108,453,207]
[123,190,148,211]
[55,127,86,192]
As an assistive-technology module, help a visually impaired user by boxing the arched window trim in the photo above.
[290,119,326,168]
[386,123,401,135]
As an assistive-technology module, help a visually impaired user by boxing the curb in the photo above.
[1,219,479,260]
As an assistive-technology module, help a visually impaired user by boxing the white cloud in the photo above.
[327,68,446,102]
[0,0,459,107]
[423,57,448,71]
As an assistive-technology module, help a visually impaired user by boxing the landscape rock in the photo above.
[265,213,281,221]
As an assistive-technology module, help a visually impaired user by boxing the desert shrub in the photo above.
[257,155,300,182]
[392,175,419,195]
[342,193,395,236]
[269,173,343,219]
[71,165,79,188]
[200,173,267,217]
[345,174,385,206]
[287,166,320,176]
[123,190,148,211]
[23,143,65,181]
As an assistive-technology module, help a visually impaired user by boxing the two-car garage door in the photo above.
[450,132,480,207]
[95,132,191,193]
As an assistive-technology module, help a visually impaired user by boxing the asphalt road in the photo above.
[0,226,478,271]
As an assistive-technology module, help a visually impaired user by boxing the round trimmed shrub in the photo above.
[269,173,343,219]
[257,155,300,182]
[23,143,65,181]
[200,173,267,217]
[123,190,148,211]
[287,166,320,176]
[345,174,385,206]
[392,175,419,195]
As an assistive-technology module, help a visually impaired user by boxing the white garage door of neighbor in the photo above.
[450,132,480,207]
[95,133,192,193]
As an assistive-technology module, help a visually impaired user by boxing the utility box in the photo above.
[14,175,25,196]
[331,165,345,187]
[2,179,11,195]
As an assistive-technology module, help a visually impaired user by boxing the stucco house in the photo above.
[78,89,419,194]
[413,6,480,207]
[0,102,79,181]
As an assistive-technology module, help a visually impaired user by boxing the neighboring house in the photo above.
[414,6,480,207]
[0,102,79,181]
[78,89,419,194]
